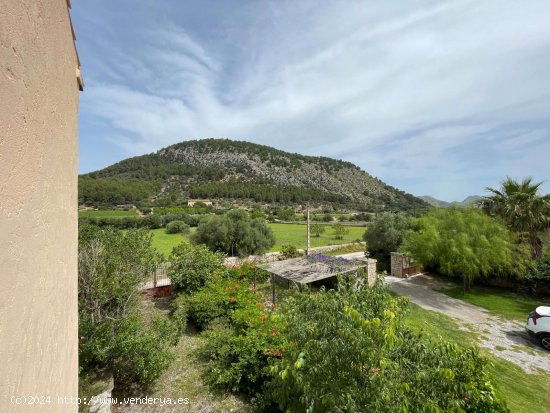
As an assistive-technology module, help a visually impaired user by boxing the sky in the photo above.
[72,0,550,202]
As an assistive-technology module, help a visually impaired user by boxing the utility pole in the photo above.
[306,202,310,256]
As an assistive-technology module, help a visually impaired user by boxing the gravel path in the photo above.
[387,274,550,374]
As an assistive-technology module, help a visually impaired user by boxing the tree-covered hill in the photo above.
[79,139,429,213]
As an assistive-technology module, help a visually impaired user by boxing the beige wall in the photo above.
[0,0,80,412]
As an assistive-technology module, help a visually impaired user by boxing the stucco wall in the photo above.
[0,0,80,412]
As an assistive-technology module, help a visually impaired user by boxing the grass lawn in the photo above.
[403,303,550,413]
[268,223,365,252]
[441,284,543,323]
[150,228,193,257]
[78,209,138,218]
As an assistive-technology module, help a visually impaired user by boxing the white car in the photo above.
[526,306,550,351]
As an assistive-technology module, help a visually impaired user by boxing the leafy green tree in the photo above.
[168,243,226,294]
[403,208,521,291]
[311,224,325,237]
[192,209,275,257]
[332,223,349,240]
[363,212,411,270]
[478,177,550,259]
[165,220,190,234]
[266,276,508,413]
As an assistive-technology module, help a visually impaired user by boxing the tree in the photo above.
[332,223,349,240]
[478,177,550,260]
[362,212,411,270]
[165,220,190,234]
[403,208,523,292]
[311,224,325,237]
[192,209,276,257]
[168,243,226,294]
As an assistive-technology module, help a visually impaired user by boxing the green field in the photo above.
[149,223,366,257]
[78,209,138,218]
[268,223,365,252]
[150,228,193,257]
[403,303,550,413]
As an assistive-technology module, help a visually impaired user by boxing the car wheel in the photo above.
[539,334,550,351]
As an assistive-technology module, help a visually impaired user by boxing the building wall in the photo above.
[0,0,80,411]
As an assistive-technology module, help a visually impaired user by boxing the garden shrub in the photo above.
[165,220,190,234]
[225,262,270,283]
[188,277,263,330]
[108,314,177,385]
[265,276,508,412]
[168,243,226,294]
[280,245,302,259]
[170,294,189,335]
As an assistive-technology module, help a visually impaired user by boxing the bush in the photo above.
[168,243,226,294]
[526,254,550,295]
[170,294,189,335]
[332,223,349,240]
[280,245,302,259]
[108,314,177,385]
[165,220,190,234]
[226,262,270,283]
[188,277,264,330]
[265,276,508,412]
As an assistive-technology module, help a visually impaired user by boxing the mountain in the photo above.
[79,139,430,213]
[420,195,481,208]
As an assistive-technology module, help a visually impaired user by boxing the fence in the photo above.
[141,262,171,290]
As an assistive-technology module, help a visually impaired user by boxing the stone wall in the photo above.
[0,0,81,411]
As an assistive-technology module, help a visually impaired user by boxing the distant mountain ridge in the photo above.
[79,139,430,213]
[420,195,481,208]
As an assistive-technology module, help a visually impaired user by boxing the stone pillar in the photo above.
[390,252,404,278]
[367,258,378,286]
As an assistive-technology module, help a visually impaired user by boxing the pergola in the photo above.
[265,256,369,286]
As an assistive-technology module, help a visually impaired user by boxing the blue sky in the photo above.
[73,0,550,201]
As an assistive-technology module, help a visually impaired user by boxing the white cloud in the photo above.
[75,0,550,199]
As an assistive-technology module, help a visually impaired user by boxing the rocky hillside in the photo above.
[420,195,481,208]
[79,139,429,213]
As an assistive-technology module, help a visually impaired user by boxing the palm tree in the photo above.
[478,177,550,260]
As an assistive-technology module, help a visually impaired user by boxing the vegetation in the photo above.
[442,284,543,322]
[478,177,550,260]
[279,244,302,259]
[78,139,430,212]
[78,209,138,218]
[403,304,550,413]
[311,223,325,237]
[165,220,190,234]
[168,243,226,294]
[192,209,276,257]
[332,222,349,239]
[403,208,524,291]
[78,226,176,386]
[269,223,364,251]
[150,228,191,257]
[363,212,412,270]
[525,254,550,295]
